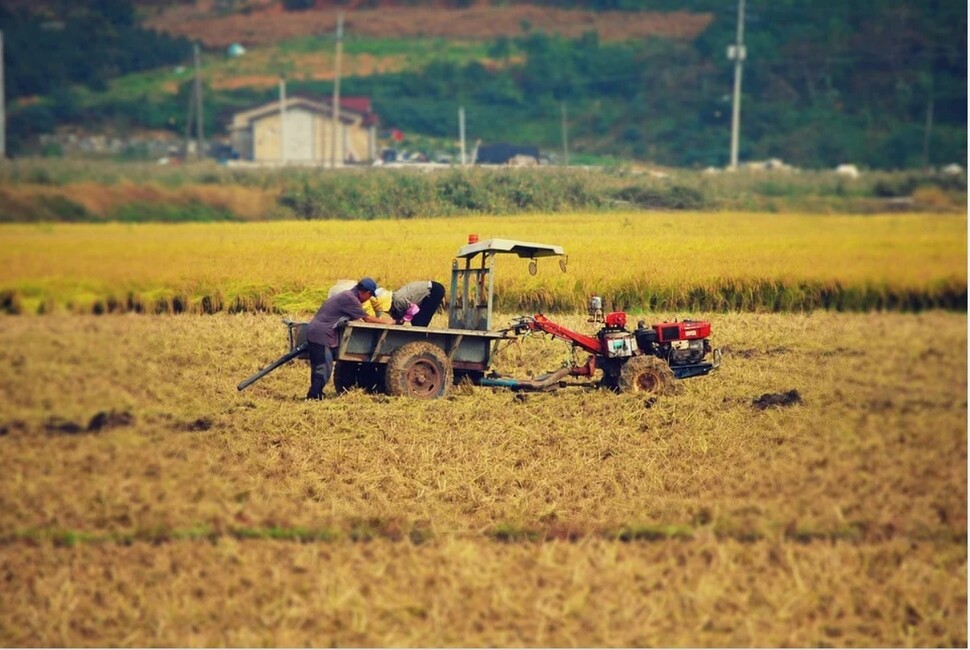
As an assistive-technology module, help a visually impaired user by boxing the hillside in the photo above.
[144,1,713,48]
[2,0,966,169]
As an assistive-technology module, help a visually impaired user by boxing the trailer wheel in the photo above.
[333,361,359,394]
[385,342,452,399]
[618,355,676,395]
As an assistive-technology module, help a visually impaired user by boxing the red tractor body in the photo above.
[508,306,720,393]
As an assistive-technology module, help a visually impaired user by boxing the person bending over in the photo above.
[389,280,445,327]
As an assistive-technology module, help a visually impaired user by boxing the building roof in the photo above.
[229,95,378,130]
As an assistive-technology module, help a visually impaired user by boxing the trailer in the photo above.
[237,238,569,398]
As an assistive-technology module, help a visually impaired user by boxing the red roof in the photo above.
[322,96,378,126]
[323,96,372,114]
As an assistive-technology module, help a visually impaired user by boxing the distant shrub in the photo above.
[282,0,315,10]
[613,184,707,210]
[111,201,237,222]
[35,195,91,222]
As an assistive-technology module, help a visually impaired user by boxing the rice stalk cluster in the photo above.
[0,212,964,315]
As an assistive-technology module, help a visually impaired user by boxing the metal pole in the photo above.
[0,31,5,159]
[183,83,195,159]
[279,76,287,164]
[922,97,934,169]
[459,106,466,166]
[728,0,745,169]
[193,42,205,160]
[561,101,569,166]
[330,12,343,169]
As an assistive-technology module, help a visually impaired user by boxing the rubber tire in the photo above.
[385,342,453,399]
[618,355,676,395]
[333,361,359,394]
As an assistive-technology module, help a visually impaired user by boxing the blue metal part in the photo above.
[671,347,721,380]
[479,377,524,389]
[671,362,715,380]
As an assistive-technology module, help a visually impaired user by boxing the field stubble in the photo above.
[0,310,965,646]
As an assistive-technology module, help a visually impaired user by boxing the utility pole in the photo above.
[459,106,466,166]
[0,31,6,159]
[184,82,195,158]
[922,97,934,169]
[330,12,344,169]
[727,0,745,169]
[279,75,287,164]
[193,42,205,160]
[560,101,569,166]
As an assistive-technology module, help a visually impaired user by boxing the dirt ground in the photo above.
[145,0,713,48]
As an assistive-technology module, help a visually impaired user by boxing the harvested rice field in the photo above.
[0,309,965,646]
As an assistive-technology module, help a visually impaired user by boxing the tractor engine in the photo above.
[598,311,638,358]
[634,319,712,366]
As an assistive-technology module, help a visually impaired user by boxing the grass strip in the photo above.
[2,521,963,547]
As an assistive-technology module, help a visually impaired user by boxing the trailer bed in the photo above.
[337,321,512,372]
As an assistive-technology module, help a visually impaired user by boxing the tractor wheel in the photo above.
[618,355,676,395]
[333,361,359,394]
[385,342,453,399]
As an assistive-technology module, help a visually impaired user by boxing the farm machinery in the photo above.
[236,237,720,398]
[486,308,721,394]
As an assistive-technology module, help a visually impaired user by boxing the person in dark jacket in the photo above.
[305,277,390,400]
[389,280,446,327]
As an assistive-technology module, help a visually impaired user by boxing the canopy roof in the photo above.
[455,238,566,260]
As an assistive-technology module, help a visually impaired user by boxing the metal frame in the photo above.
[448,239,566,331]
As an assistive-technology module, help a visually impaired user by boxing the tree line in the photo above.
[3,0,967,169]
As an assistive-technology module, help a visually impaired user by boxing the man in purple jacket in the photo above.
[305,277,391,400]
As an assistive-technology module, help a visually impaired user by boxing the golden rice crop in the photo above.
[0,211,965,314]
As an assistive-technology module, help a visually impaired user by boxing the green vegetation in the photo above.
[0,1,191,152]
[4,1,965,170]
[0,161,964,223]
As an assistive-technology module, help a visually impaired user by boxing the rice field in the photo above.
[0,211,966,315]
[0,209,966,646]
[0,310,965,646]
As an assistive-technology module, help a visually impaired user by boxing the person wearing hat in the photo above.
[327,278,393,318]
[305,277,391,400]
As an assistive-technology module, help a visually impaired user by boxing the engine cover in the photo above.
[668,338,707,365]
[654,320,711,343]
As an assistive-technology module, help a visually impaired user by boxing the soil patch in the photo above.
[43,410,135,435]
[145,4,713,48]
[752,389,803,410]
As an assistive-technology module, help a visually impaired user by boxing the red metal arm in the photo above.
[527,314,603,355]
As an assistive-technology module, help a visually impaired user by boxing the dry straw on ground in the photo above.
[0,310,965,646]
